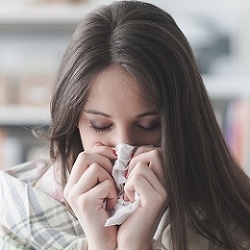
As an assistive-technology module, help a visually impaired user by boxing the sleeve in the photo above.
[0,170,87,250]
[151,239,169,250]
[64,239,87,250]
[0,224,30,250]
[152,209,171,250]
[152,209,210,250]
[0,224,87,250]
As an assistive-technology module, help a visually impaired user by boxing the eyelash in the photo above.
[137,122,161,133]
[89,125,111,133]
[89,122,160,133]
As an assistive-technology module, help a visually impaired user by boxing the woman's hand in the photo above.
[117,146,168,250]
[63,144,118,250]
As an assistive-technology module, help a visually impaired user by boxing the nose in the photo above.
[109,127,135,147]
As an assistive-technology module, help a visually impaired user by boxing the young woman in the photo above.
[0,1,249,249]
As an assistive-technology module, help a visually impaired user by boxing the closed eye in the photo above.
[89,124,112,133]
[137,121,161,133]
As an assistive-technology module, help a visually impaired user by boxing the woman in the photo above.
[0,1,249,249]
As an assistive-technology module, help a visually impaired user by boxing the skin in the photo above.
[63,65,168,250]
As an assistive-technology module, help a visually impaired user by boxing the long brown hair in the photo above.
[49,1,250,249]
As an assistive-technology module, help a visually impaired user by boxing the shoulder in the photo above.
[0,159,49,185]
[0,159,65,203]
[153,209,210,250]
[0,160,85,250]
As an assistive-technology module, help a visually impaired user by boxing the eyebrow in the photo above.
[83,109,159,118]
[83,109,111,117]
[136,111,159,118]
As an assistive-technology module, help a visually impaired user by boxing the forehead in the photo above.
[86,65,150,106]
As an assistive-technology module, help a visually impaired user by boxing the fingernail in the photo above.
[113,149,117,156]
[123,193,129,201]
[125,169,129,178]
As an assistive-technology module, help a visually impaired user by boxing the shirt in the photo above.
[0,160,165,249]
[0,160,249,249]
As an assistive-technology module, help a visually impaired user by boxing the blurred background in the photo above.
[0,0,250,176]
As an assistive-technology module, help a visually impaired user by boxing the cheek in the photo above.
[79,127,106,150]
[79,127,94,150]
[149,131,162,147]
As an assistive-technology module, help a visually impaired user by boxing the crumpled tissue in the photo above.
[105,143,140,227]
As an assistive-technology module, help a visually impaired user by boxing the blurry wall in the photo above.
[0,0,250,175]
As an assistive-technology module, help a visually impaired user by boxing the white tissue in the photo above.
[105,143,140,227]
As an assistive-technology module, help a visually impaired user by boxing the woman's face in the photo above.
[78,65,161,150]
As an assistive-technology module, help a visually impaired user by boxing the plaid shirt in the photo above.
[0,160,86,250]
[0,160,249,250]
[0,161,167,250]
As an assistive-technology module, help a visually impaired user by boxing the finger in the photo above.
[92,144,117,160]
[127,162,166,199]
[72,180,118,226]
[128,148,165,186]
[93,142,105,147]
[80,179,118,212]
[94,180,118,212]
[68,147,116,185]
[68,153,112,186]
[73,163,115,194]
[64,163,116,202]
[124,174,159,207]
[125,172,168,214]
[131,145,155,157]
